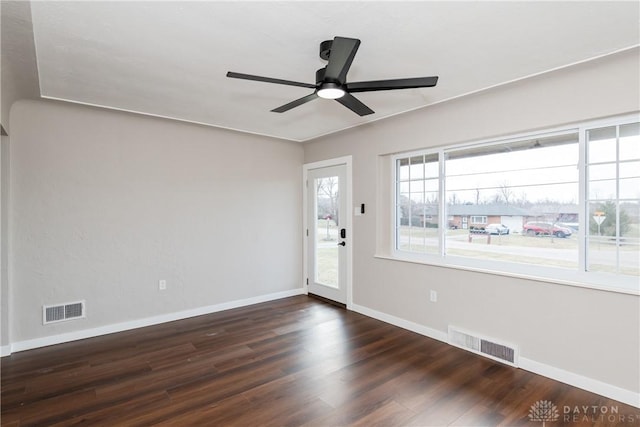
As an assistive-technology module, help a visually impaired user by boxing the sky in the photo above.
[398,131,640,205]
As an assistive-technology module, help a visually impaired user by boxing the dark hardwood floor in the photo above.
[1,296,638,426]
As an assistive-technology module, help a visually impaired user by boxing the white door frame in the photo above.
[303,156,353,309]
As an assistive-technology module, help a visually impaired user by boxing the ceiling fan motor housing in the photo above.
[319,40,333,61]
[315,67,328,85]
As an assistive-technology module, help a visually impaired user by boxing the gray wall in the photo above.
[304,48,640,393]
[0,1,40,133]
[9,99,303,343]
[1,134,8,350]
[1,1,40,351]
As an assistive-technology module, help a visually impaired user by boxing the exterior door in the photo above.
[306,163,348,304]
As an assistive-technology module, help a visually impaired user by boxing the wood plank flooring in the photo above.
[1,296,638,426]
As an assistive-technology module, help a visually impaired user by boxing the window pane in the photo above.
[424,160,439,178]
[586,201,624,274]
[589,179,616,200]
[620,161,640,178]
[588,205,640,276]
[398,228,411,251]
[620,202,640,277]
[409,180,424,193]
[399,194,410,225]
[588,163,616,181]
[425,178,439,192]
[410,156,424,180]
[587,126,616,163]
[445,132,579,268]
[620,123,640,161]
[399,193,410,218]
[398,158,409,180]
[586,122,640,277]
[620,177,640,200]
[396,154,440,255]
[410,192,424,205]
[424,191,438,205]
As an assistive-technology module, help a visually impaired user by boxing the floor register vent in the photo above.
[43,301,85,325]
[448,326,519,367]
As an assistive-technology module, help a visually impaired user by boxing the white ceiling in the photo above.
[28,1,640,142]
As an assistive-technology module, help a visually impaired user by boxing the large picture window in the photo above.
[392,115,639,290]
[445,132,579,269]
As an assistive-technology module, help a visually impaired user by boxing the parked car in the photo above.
[559,222,579,232]
[485,223,510,235]
[523,222,572,238]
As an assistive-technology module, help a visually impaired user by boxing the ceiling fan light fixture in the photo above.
[317,83,345,99]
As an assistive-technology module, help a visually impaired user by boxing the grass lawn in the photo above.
[316,246,338,287]
[396,226,639,275]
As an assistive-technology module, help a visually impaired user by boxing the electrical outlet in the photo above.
[159,280,167,291]
[430,290,437,302]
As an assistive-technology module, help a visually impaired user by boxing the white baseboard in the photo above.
[6,288,305,355]
[350,303,640,409]
[351,303,448,343]
[519,357,640,409]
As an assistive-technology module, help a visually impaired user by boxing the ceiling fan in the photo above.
[226,36,439,116]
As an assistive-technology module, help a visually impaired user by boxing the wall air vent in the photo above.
[43,301,85,325]
[448,326,518,367]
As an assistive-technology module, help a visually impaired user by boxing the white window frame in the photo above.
[392,147,444,263]
[389,113,640,295]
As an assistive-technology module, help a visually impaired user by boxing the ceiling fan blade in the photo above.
[271,93,318,113]
[324,37,361,84]
[335,93,374,116]
[346,76,439,92]
[227,72,316,89]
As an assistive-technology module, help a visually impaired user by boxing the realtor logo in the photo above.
[529,400,559,426]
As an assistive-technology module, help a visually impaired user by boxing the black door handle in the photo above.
[337,241,346,246]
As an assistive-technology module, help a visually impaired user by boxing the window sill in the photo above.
[373,253,640,296]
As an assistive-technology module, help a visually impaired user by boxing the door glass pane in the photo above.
[315,176,339,288]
